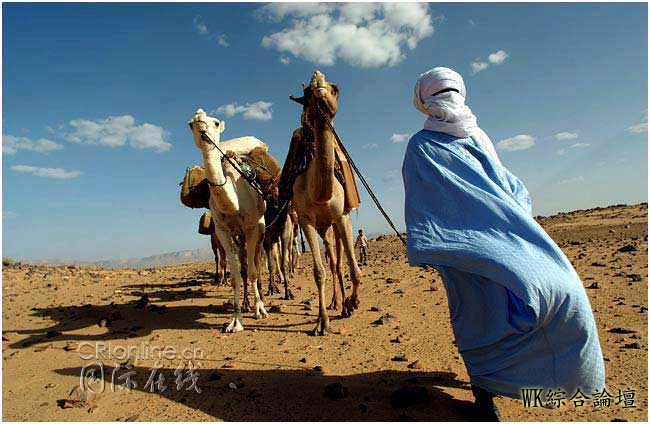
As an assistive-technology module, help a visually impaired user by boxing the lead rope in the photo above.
[315,102,407,246]
[200,132,289,230]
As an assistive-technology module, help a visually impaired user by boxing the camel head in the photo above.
[290,70,339,129]
[188,108,226,150]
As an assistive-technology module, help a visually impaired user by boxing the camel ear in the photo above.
[216,119,225,133]
[330,83,339,98]
[188,120,194,130]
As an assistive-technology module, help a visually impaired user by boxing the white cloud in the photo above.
[488,50,509,65]
[193,15,229,47]
[382,169,400,183]
[627,122,648,133]
[64,115,171,152]
[11,165,82,179]
[496,134,535,151]
[569,142,590,149]
[362,143,379,149]
[470,60,489,74]
[215,34,229,47]
[2,135,63,155]
[214,101,273,121]
[557,176,585,185]
[279,56,291,65]
[554,132,578,140]
[193,15,209,35]
[3,211,18,219]
[390,133,411,143]
[259,3,434,68]
[471,49,509,74]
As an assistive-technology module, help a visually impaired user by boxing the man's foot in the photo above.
[471,385,501,422]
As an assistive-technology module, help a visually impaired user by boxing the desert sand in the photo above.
[2,203,647,421]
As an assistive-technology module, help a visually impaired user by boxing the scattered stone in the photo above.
[591,262,607,267]
[372,313,397,325]
[34,343,53,352]
[2,335,9,341]
[392,354,408,362]
[393,289,404,295]
[97,318,109,328]
[623,342,641,349]
[57,385,96,409]
[44,383,57,389]
[299,357,308,363]
[269,305,284,313]
[228,382,238,390]
[369,306,381,312]
[628,274,643,282]
[608,328,636,334]
[148,304,167,314]
[135,295,150,309]
[617,245,637,253]
[324,382,349,400]
[390,386,430,408]
[386,278,400,284]
[208,371,223,381]
[407,360,422,370]
[586,282,600,289]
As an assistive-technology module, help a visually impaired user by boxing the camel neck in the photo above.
[312,124,335,202]
[202,145,240,214]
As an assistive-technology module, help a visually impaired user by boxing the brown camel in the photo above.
[283,70,363,336]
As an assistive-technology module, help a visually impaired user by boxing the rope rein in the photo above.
[315,101,408,246]
[200,132,287,230]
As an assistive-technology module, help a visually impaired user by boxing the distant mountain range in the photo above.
[20,231,386,270]
[24,247,217,270]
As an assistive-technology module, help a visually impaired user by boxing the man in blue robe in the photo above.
[402,67,605,420]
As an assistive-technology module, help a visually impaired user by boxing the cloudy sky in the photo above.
[2,2,648,262]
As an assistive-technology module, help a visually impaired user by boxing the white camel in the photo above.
[188,108,268,332]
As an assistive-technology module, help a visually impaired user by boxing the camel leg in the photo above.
[335,214,362,317]
[323,228,339,310]
[265,243,280,296]
[280,219,295,300]
[237,237,251,313]
[332,225,346,316]
[302,220,332,336]
[215,229,244,333]
[210,231,224,286]
[219,243,228,286]
[246,221,268,320]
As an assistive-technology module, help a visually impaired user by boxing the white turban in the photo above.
[413,67,501,165]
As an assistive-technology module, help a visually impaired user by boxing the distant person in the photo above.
[354,229,368,266]
[402,67,604,420]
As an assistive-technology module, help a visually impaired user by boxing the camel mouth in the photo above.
[289,95,306,106]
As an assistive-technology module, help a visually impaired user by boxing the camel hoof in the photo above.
[222,317,244,333]
[327,302,338,311]
[254,302,268,320]
[309,316,333,336]
[345,295,360,311]
[284,289,295,300]
[241,300,252,313]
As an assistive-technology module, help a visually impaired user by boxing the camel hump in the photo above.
[220,136,268,155]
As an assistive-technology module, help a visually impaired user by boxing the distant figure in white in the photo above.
[188,109,268,332]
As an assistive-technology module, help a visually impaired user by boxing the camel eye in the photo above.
[214,120,220,127]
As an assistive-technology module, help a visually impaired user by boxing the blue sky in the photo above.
[2,2,648,262]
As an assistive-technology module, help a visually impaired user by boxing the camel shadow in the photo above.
[54,364,477,421]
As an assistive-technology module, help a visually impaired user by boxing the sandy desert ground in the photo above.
[2,203,647,421]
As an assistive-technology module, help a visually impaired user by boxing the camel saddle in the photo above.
[179,147,282,209]
[277,127,361,213]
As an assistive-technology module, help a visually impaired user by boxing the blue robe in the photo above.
[402,129,605,399]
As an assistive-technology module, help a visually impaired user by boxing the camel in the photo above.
[263,209,295,300]
[284,70,363,335]
[188,108,268,332]
[288,208,301,277]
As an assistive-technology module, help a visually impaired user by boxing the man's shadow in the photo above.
[55,364,477,421]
